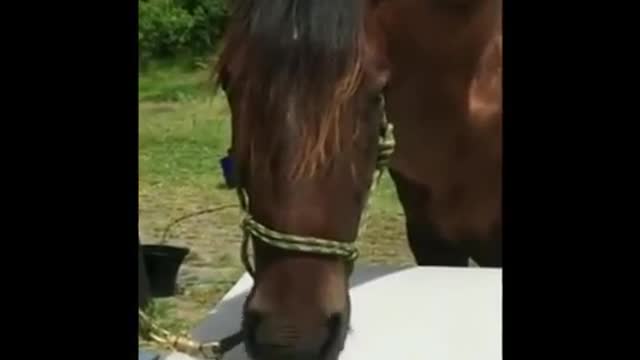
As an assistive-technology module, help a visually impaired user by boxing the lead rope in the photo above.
[139,205,245,359]
[139,200,346,357]
[139,309,228,359]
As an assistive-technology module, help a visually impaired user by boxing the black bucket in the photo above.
[138,236,151,309]
[142,244,190,298]
[219,155,236,188]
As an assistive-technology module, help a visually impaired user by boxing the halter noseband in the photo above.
[236,99,395,277]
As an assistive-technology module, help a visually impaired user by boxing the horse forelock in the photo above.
[216,0,368,180]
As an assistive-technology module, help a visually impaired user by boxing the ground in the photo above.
[138,62,414,347]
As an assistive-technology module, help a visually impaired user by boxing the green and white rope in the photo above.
[243,216,360,258]
[139,308,226,359]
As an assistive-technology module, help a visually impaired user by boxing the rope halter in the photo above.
[237,101,395,277]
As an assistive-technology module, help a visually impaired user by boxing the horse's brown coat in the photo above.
[378,0,502,245]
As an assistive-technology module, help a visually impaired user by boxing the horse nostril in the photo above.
[327,312,342,333]
[243,309,263,347]
[321,312,346,355]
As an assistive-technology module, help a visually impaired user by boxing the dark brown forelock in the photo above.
[215,0,367,180]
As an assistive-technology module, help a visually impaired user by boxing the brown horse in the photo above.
[215,0,502,359]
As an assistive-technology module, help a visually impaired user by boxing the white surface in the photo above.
[164,352,196,360]
[191,265,502,360]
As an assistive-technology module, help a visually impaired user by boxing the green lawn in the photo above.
[138,62,412,345]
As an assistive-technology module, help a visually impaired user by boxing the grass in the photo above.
[138,62,413,350]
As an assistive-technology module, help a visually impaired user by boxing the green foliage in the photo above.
[139,0,195,59]
[139,0,229,62]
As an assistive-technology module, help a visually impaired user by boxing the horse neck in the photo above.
[377,0,502,240]
[379,0,502,164]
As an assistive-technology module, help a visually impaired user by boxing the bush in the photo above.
[139,0,229,62]
[185,0,229,55]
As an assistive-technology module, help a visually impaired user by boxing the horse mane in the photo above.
[215,0,367,180]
